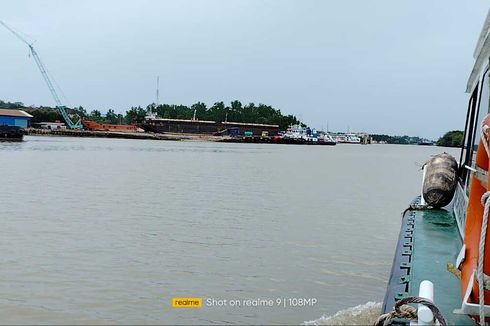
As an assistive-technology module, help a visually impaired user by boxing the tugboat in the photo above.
[378,10,490,326]
[0,125,25,141]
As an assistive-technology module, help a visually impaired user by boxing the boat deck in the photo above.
[383,197,474,325]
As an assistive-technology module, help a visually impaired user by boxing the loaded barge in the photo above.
[81,119,140,132]
[379,10,490,326]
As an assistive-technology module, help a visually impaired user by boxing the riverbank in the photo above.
[26,129,341,146]
[27,128,228,142]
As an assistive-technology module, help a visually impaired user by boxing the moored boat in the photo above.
[0,125,25,141]
[272,134,336,145]
[335,133,361,144]
[418,139,435,146]
[279,125,337,145]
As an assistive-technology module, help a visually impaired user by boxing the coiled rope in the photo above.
[374,296,446,326]
[478,191,490,325]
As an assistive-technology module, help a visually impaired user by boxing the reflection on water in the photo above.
[0,136,459,324]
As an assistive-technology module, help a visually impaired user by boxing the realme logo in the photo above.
[172,297,202,308]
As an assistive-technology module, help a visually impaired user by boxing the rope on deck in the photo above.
[374,296,447,326]
[401,203,430,217]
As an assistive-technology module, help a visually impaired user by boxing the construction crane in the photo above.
[0,20,83,129]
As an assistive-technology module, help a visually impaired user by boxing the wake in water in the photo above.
[302,302,382,325]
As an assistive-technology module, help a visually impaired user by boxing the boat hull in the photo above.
[0,125,25,141]
[220,136,336,145]
[274,138,336,145]
[382,196,474,325]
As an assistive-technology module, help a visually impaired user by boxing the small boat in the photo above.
[418,139,434,146]
[320,133,337,145]
[335,133,361,144]
[0,125,25,141]
[379,11,490,326]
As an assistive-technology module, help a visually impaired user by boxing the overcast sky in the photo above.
[0,1,488,138]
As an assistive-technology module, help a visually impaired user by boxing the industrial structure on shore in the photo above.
[0,20,283,139]
[0,109,32,128]
[0,109,32,140]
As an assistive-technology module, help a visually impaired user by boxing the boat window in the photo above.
[464,67,490,193]
[473,69,490,154]
[460,90,477,181]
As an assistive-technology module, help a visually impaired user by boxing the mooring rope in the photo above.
[374,296,447,326]
[401,203,430,217]
[478,191,490,325]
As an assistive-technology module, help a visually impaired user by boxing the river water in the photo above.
[0,136,460,324]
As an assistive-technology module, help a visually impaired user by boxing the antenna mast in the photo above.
[156,76,160,107]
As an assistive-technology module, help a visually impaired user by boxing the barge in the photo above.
[142,117,280,136]
[0,125,25,141]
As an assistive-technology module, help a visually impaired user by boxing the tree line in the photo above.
[6,99,460,144]
[371,131,465,147]
[0,100,302,130]
[370,134,426,144]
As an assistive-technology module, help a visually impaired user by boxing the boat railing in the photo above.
[453,182,468,239]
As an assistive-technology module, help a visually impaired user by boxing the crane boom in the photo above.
[0,20,82,129]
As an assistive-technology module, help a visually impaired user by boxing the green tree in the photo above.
[30,108,63,123]
[105,109,118,124]
[75,106,86,117]
[209,102,226,121]
[116,114,124,124]
[87,110,103,122]
[191,102,208,120]
[437,130,464,147]
[125,106,147,124]
[0,100,23,109]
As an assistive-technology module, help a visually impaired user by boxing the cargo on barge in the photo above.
[82,120,140,133]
